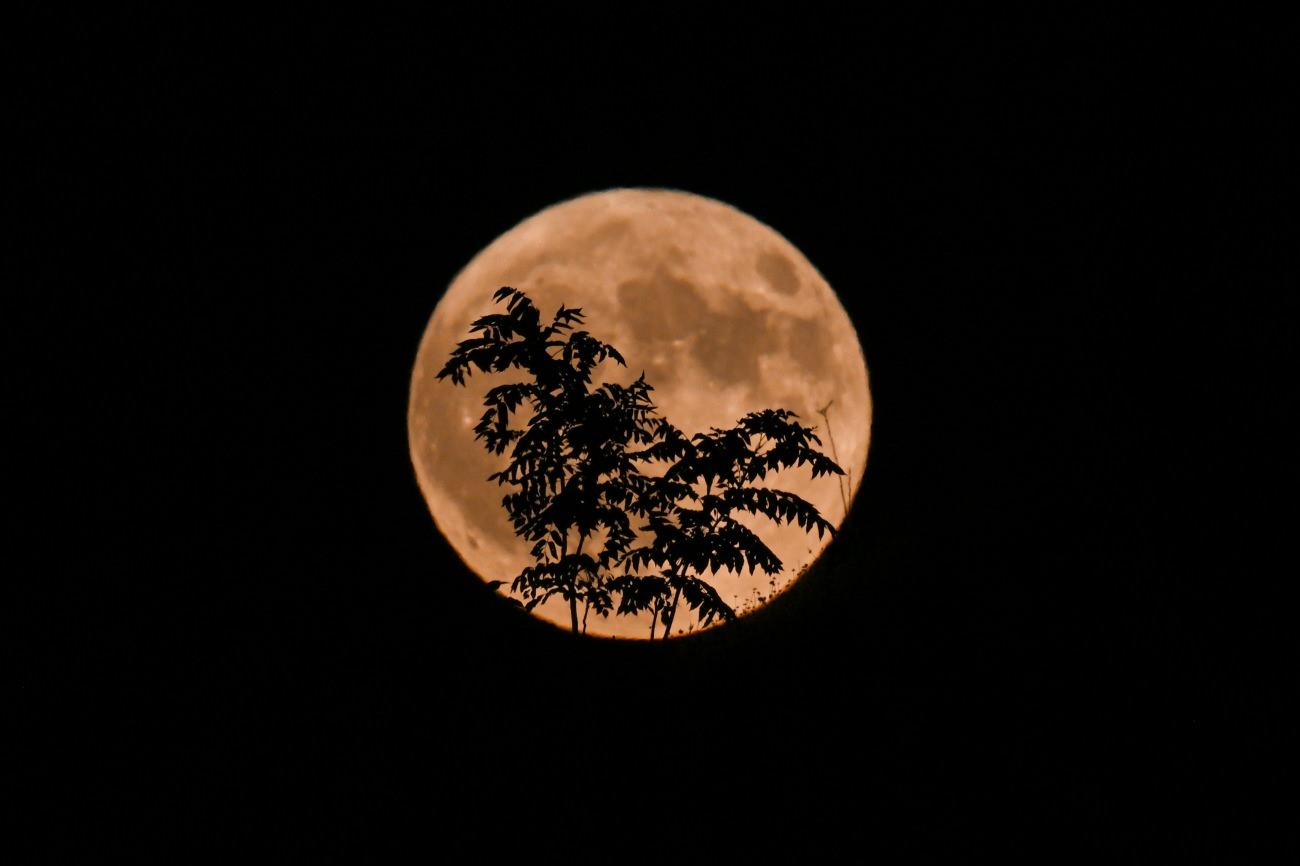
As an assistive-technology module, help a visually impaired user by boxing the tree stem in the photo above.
[662,580,683,640]
[570,532,588,635]
[560,532,578,634]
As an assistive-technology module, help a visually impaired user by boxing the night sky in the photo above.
[22,10,1291,860]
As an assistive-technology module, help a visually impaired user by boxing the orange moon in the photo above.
[408,189,871,638]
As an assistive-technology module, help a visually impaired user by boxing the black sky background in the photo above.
[20,10,1294,860]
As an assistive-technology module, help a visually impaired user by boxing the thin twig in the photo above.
[817,400,850,517]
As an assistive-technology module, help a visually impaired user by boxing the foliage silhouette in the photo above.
[614,408,843,638]
[438,287,844,638]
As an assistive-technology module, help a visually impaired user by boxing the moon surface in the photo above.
[408,189,871,638]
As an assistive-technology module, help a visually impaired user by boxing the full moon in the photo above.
[408,189,871,638]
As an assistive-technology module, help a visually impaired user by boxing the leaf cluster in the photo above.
[438,289,662,626]
[439,288,845,638]
[615,410,844,635]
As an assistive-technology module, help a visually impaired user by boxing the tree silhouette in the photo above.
[614,409,843,638]
[436,288,661,632]
[438,287,845,637]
